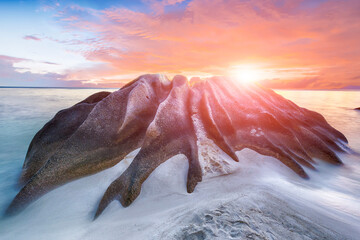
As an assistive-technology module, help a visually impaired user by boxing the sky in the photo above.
[0,0,359,89]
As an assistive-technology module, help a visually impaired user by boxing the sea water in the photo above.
[0,88,359,239]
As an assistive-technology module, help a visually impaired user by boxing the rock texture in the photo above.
[19,91,111,186]
[6,74,350,218]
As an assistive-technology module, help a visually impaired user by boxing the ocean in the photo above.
[0,88,359,239]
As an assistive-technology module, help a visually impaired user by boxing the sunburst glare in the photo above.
[231,65,263,84]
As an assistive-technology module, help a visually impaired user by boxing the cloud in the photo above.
[0,57,63,86]
[144,0,187,14]
[0,54,59,66]
[47,0,360,89]
[260,77,320,89]
[0,55,98,87]
[0,55,29,63]
[23,35,42,41]
[1,0,358,88]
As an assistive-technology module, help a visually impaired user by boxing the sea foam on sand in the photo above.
[1,137,359,240]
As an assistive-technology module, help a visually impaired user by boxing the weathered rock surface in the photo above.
[6,74,350,218]
[20,91,111,186]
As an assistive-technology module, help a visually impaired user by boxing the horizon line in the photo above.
[1,86,360,91]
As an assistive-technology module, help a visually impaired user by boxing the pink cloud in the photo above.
[52,0,360,89]
[0,55,58,66]
[23,35,42,41]
[0,55,29,63]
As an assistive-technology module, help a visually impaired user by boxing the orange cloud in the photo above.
[57,0,360,89]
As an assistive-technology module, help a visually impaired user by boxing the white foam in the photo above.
[1,148,360,240]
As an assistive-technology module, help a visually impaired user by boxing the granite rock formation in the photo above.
[5,74,350,219]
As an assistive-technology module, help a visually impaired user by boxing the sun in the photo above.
[234,68,260,84]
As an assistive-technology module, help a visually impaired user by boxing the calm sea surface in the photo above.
[0,88,359,239]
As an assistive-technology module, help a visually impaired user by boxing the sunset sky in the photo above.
[0,0,359,89]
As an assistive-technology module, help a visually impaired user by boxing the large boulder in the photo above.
[6,74,350,219]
